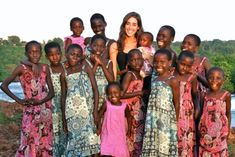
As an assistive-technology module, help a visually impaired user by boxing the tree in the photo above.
[8,35,21,46]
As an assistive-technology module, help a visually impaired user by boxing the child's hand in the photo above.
[26,98,41,106]
[94,55,104,66]
[32,64,40,78]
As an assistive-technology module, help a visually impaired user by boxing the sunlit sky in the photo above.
[1,0,235,43]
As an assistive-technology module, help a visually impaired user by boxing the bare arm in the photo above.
[169,77,180,121]
[191,76,200,120]
[125,105,131,137]
[121,72,142,99]
[64,38,72,51]
[97,101,107,135]
[225,92,231,138]
[109,42,118,80]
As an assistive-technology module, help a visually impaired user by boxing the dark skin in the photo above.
[153,53,180,120]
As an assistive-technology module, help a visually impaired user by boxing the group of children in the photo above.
[0,13,231,157]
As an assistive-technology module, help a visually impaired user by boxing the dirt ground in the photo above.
[0,100,235,156]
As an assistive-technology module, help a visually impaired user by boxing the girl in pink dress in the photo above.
[121,49,146,157]
[199,67,231,157]
[174,51,200,157]
[64,17,86,52]
[97,82,131,157]
[0,41,54,157]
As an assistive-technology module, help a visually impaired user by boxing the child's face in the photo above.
[156,28,173,48]
[181,36,199,53]
[107,85,121,105]
[177,56,194,75]
[125,17,139,37]
[139,34,152,47]
[66,48,83,66]
[153,53,172,75]
[91,38,106,56]
[128,53,144,71]
[46,48,62,66]
[207,70,224,92]
[26,44,42,64]
[71,21,84,37]
[91,19,106,35]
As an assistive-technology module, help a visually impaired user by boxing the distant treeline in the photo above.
[0,36,235,93]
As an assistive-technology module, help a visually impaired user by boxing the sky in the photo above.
[1,0,235,43]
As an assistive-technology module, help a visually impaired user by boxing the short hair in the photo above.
[206,67,225,79]
[141,31,154,42]
[186,34,201,46]
[178,51,194,61]
[90,13,106,24]
[161,25,175,38]
[127,48,142,62]
[44,42,61,55]
[105,82,122,95]
[154,48,172,60]
[90,34,107,45]
[70,17,84,28]
[66,44,83,54]
[25,40,42,52]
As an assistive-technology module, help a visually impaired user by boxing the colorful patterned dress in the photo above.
[177,75,195,157]
[16,64,53,157]
[49,66,66,157]
[142,74,178,157]
[199,91,229,157]
[121,71,146,157]
[65,64,100,156]
[87,59,111,109]
[101,100,129,157]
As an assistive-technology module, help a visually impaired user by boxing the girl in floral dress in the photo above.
[121,49,145,157]
[62,44,100,157]
[142,48,180,157]
[86,34,114,109]
[199,67,231,157]
[1,40,54,157]
[174,51,200,157]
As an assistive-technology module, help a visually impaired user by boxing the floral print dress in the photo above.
[121,71,146,157]
[65,64,100,156]
[142,74,178,157]
[199,91,229,157]
[49,66,67,157]
[177,75,195,157]
[16,64,53,157]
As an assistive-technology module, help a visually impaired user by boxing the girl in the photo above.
[142,48,179,157]
[85,13,116,60]
[44,42,67,156]
[199,67,231,157]
[174,51,200,157]
[97,82,131,157]
[156,25,177,67]
[62,44,100,156]
[0,40,54,156]
[87,34,114,108]
[121,49,145,157]
[64,17,85,52]
[109,11,144,82]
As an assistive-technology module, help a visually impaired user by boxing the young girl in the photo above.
[44,42,67,156]
[198,67,231,157]
[142,48,179,157]
[0,40,54,156]
[87,34,114,108]
[97,82,131,157]
[156,25,177,67]
[174,51,200,157]
[64,17,85,52]
[121,49,146,157]
[138,31,155,78]
[62,44,100,157]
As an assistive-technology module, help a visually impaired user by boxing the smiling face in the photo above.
[107,84,121,105]
[91,18,106,35]
[125,17,139,37]
[91,38,106,56]
[156,28,173,48]
[26,44,42,64]
[181,36,199,53]
[46,47,62,66]
[153,53,172,75]
[128,51,144,72]
[66,47,83,67]
[177,56,194,75]
[71,20,84,37]
[207,69,224,92]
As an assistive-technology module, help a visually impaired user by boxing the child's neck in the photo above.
[72,34,80,38]
[158,70,171,80]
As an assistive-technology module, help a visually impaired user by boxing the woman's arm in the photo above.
[109,42,118,80]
